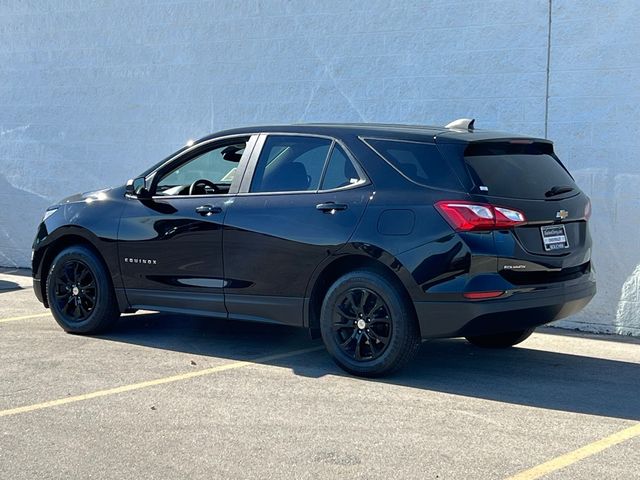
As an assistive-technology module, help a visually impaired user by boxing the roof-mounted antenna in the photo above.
[445,118,475,131]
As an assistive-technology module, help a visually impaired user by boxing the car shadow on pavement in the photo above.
[0,279,22,292]
[0,268,31,292]
[101,311,640,421]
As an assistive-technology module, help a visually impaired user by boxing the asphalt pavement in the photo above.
[1,268,639,479]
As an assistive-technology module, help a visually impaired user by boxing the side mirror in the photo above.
[125,177,151,198]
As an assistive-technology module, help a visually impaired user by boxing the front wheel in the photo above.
[320,270,421,377]
[46,245,120,334]
[465,328,534,348]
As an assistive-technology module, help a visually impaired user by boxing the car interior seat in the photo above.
[263,162,310,191]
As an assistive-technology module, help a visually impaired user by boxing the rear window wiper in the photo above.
[545,185,574,197]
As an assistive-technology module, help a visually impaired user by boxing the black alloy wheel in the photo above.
[46,245,120,334]
[320,270,421,377]
[52,260,97,322]
[332,287,392,361]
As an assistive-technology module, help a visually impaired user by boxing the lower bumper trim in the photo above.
[415,280,596,338]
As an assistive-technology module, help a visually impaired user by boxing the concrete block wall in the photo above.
[547,0,640,335]
[0,0,637,335]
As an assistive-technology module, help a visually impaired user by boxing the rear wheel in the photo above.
[46,245,120,334]
[320,270,421,377]
[465,328,534,348]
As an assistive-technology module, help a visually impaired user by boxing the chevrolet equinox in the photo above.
[32,120,596,376]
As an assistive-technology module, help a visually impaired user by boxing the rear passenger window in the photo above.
[364,139,463,191]
[320,145,362,190]
[250,136,332,193]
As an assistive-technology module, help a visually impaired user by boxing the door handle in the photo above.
[195,204,222,216]
[316,202,348,213]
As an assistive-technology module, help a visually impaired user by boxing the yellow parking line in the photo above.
[0,312,51,323]
[0,310,147,323]
[505,422,640,479]
[0,346,323,418]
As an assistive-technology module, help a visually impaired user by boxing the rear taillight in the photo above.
[435,201,526,231]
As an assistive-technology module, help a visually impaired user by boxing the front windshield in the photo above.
[137,144,190,179]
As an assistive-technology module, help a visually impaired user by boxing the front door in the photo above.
[118,136,254,317]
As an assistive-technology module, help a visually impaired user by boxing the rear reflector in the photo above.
[435,201,526,231]
[463,291,504,299]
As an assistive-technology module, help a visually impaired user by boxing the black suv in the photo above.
[32,120,595,376]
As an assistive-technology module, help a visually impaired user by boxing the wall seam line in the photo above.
[544,0,552,139]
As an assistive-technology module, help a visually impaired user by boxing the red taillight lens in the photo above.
[435,201,526,231]
[434,202,494,231]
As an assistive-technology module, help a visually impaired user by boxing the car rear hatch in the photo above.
[437,137,592,284]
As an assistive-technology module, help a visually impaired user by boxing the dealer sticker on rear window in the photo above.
[541,225,569,251]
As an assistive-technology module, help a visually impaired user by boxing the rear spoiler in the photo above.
[439,118,552,145]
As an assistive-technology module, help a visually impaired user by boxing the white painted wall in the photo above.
[547,0,640,335]
[0,0,637,335]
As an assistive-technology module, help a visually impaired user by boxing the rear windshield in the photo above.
[464,142,577,199]
[364,138,463,191]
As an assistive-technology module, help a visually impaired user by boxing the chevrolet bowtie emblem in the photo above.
[556,209,569,220]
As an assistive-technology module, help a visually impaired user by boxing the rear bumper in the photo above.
[414,275,596,339]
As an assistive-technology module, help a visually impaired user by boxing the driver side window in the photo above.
[155,140,246,196]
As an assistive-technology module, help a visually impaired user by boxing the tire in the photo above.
[320,270,421,377]
[465,328,534,348]
[46,245,120,334]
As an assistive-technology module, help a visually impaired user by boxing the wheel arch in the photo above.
[305,252,420,336]
[37,228,123,310]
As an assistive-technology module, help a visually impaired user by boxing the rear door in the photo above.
[222,134,372,326]
[456,140,591,272]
